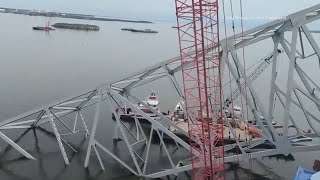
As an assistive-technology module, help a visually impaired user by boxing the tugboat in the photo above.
[33,19,55,31]
[32,26,55,31]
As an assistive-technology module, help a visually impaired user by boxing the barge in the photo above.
[121,28,158,33]
[52,23,100,31]
[112,93,312,146]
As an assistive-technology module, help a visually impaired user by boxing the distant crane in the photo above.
[32,13,54,31]
[225,49,283,107]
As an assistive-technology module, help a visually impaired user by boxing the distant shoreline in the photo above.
[0,7,153,24]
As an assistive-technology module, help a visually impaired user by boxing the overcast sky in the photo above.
[0,0,318,22]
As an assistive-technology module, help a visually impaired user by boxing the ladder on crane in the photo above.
[174,0,225,179]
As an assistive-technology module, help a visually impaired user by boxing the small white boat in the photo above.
[145,91,159,107]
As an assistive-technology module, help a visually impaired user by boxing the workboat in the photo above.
[146,91,159,107]
[112,91,161,122]
[32,26,55,31]
[33,18,54,31]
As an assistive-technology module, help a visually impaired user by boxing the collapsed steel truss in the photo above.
[0,4,320,178]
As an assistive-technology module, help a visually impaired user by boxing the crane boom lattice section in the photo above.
[174,0,225,179]
[225,50,282,107]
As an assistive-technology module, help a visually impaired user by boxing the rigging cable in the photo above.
[228,0,245,130]
[229,0,245,141]
[224,0,240,168]
[239,0,253,179]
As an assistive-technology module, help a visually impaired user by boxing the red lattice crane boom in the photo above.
[174,0,225,179]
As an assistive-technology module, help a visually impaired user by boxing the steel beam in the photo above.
[84,90,103,168]
[163,65,188,121]
[268,36,280,122]
[301,25,320,67]
[123,67,161,91]
[229,46,279,143]
[275,91,301,135]
[107,92,142,174]
[226,58,274,143]
[0,131,35,160]
[131,74,167,89]
[110,90,192,151]
[282,25,298,140]
[295,64,320,110]
[294,90,320,137]
[45,109,70,165]
[128,93,191,140]
[276,86,320,124]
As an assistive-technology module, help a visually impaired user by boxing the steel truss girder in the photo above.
[83,87,194,178]
[0,4,319,179]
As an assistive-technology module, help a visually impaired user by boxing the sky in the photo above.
[0,0,318,23]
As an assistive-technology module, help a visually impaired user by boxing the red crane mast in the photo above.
[174,0,225,179]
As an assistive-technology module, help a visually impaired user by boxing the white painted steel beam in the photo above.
[45,109,70,165]
[268,36,280,122]
[276,86,320,124]
[282,26,298,140]
[0,131,35,160]
[301,25,320,67]
[228,47,278,144]
[84,90,103,168]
